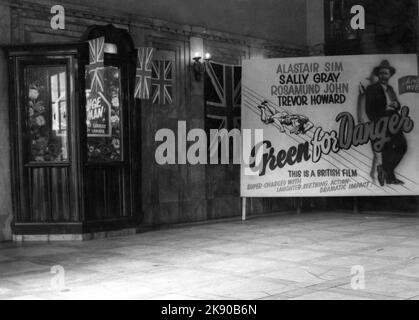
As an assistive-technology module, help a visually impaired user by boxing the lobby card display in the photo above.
[241,54,419,197]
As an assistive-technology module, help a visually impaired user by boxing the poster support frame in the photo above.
[242,197,247,221]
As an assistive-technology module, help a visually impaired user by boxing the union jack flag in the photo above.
[86,37,105,94]
[205,61,242,131]
[135,47,154,99]
[204,61,242,159]
[151,60,173,105]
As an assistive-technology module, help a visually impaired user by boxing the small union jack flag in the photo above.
[86,37,105,94]
[151,60,173,105]
[135,47,154,100]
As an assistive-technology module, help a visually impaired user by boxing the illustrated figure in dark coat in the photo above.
[365,60,407,186]
[358,72,380,182]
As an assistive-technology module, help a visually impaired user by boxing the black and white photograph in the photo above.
[0,0,419,305]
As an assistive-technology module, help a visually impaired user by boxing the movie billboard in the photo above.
[241,54,419,197]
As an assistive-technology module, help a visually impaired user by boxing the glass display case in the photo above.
[7,25,140,237]
[26,65,69,163]
[86,66,122,162]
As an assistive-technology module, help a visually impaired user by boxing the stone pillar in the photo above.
[0,3,12,241]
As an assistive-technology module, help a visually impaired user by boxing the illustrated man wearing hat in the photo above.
[365,60,407,186]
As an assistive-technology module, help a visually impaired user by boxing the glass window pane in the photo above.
[25,66,69,162]
[85,66,122,162]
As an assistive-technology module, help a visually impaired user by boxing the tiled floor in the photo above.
[1,212,419,300]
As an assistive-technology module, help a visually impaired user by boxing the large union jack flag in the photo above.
[135,47,154,100]
[151,60,173,105]
[86,37,105,94]
[205,61,242,132]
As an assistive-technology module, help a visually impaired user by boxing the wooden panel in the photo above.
[30,167,51,222]
[28,166,72,223]
[84,166,129,220]
[106,167,123,219]
[50,167,71,222]
[84,168,106,221]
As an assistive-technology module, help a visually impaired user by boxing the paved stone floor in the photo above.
[1,212,419,300]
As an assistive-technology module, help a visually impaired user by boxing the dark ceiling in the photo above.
[67,0,308,45]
